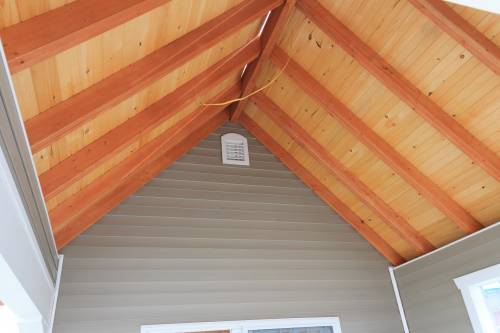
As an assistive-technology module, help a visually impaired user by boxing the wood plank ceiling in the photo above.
[1,0,498,264]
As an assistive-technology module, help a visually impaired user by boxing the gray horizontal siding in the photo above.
[54,123,402,333]
[395,223,500,333]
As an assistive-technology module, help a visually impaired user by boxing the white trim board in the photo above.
[455,263,500,289]
[0,39,59,280]
[389,267,410,333]
[48,255,64,333]
[141,317,342,333]
[0,134,57,332]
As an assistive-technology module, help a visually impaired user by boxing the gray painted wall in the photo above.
[394,223,500,333]
[54,123,402,333]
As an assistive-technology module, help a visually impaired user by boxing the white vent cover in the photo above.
[221,133,249,166]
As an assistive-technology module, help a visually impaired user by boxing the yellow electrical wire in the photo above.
[200,10,302,108]
[201,57,290,107]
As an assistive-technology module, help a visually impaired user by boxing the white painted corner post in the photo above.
[0,40,63,333]
[389,267,410,333]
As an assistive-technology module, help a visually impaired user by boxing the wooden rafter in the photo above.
[270,47,482,234]
[240,114,406,265]
[230,0,296,122]
[1,0,171,73]
[50,87,235,249]
[298,0,500,182]
[24,0,280,154]
[39,39,260,201]
[252,92,435,254]
[409,0,500,75]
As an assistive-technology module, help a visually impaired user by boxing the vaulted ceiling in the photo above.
[1,0,498,265]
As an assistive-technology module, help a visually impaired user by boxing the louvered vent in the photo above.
[221,133,249,166]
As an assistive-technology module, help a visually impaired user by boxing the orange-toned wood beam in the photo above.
[49,98,231,234]
[252,93,435,254]
[230,0,296,122]
[271,47,482,234]
[409,0,500,75]
[298,0,500,183]
[39,39,259,201]
[240,114,405,265]
[51,103,230,249]
[0,0,171,74]
[49,84,237,233]
[24,0,280,154]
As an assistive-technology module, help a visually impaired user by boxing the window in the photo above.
[455,264,500,333]
[141,317,342,333]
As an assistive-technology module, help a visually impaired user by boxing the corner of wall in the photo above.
[388,266,410,333]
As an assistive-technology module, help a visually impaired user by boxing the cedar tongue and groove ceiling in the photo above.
[1,0,499,264]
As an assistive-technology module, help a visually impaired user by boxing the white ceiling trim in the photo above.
[445,0,500,14]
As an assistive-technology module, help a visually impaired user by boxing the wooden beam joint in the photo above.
[229,0,296,122]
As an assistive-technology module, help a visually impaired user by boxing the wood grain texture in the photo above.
[240,113,405,265]
[297,0,500,183]
[408,0,500,75]
[0,0,76,29]
[251,92,435,254]
[24,0,277,153]
[1,0,171,73]
[51,96,231,248]
[230,0,296,122]
[267,3,500,249]
[2,0,498,259]
[270,46,483,234]
[13,0,251,122]
[38,39,259,201]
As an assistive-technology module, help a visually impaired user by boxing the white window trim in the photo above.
[141,317,342,333]
[454,263,500,333]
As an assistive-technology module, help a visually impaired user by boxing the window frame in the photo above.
[141,317,342,333]
[454,263,500,333]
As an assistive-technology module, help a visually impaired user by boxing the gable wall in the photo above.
[54,123,402,333]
